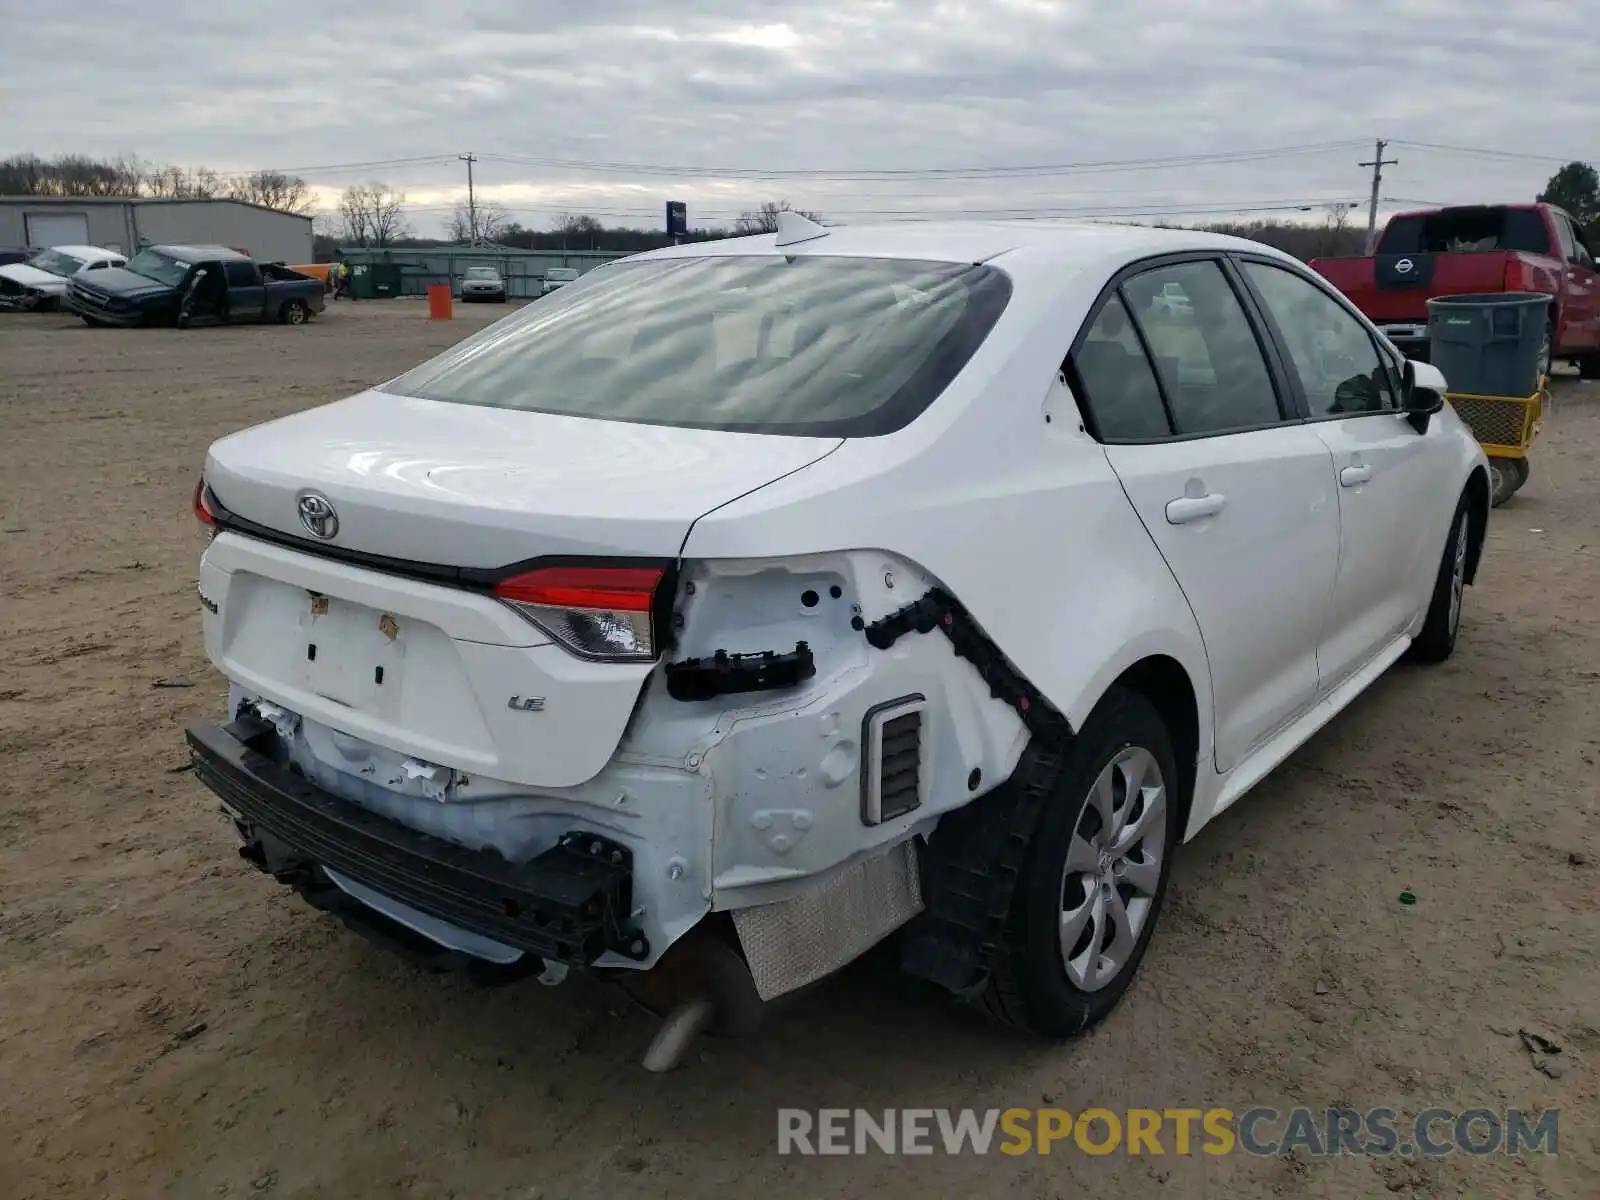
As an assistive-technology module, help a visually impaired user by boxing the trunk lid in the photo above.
[200,391,841,790]
[205,388,843,567]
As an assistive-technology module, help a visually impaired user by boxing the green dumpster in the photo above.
[368,263,403,298]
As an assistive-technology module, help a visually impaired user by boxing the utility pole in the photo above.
[1359,139,1399,252]
[458,153,479,245]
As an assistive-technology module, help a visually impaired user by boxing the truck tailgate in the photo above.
[1313,252,1520,321]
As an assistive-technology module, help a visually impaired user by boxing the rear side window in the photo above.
[1070,296,1171,440]
[1242,262,1397,417]
[223,261,259,287]
[1121,261,1283,436]
[386,256,1013,437]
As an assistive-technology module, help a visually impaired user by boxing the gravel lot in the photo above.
[2,302,1596,1199]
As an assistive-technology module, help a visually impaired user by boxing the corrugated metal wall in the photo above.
[336,247,629,298]
[133,201,313,264]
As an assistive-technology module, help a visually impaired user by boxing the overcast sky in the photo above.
[3,0,1594,235]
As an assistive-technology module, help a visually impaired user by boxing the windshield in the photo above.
[26,249,87,277]
[1379,207,1550,255]
[385,256,1012,436]
[465,267,498,279]
[123,249,192,287]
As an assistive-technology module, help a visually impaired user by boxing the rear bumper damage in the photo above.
[187,716,650,969]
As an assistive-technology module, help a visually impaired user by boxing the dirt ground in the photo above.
[1,302,1596,1199]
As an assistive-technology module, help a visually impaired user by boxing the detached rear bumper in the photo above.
[186,717,649,967]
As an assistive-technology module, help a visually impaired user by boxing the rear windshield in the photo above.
[385,256,1013,436]
[1378,207,1549,255]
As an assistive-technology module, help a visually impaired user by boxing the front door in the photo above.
[1070,258,1341,772]
[1237,258,1445,690]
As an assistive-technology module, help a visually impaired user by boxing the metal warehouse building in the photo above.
[0,196,313,263]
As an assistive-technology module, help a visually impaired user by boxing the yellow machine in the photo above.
[1445,380,1545,506]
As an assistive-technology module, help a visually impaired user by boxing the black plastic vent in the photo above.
[861,695,926,826]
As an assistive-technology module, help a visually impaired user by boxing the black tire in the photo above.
[280,300,308,325]
[1487,457,1517,508]
[1580,354,1600,381]
[1409,494,1471,664]
[1509,457,1531,494]
[979,686,1181,1037]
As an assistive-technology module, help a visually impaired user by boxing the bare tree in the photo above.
[446,199,512,244]
[227,170,314,215]
[337,181,411,247]
[734,200,823,235]
[552,213,605,249]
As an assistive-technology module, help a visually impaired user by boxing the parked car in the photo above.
[185,215,1488,1064]
[460,265,507,303]
[1147,280,1193,316]
[0,247,32,268]
[540,266,579,295]
[66,245,325,328]
[0,244,127,311]
[1310,202,1600,379]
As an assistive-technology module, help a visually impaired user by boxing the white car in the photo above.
[0,244,126,310]
[459,265,506,303]
[539,266,579,295]
[186,213,1488,1063]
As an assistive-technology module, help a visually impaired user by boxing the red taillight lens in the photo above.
[493,565,665,661]
[193,478,218,526]
[494,566,662,612]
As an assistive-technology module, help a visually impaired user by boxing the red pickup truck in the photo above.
[1309,203,1600,380]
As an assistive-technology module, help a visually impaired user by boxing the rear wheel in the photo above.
[281,300,308,325]
[979,687,1180,1037]
[1410,494,1471,664]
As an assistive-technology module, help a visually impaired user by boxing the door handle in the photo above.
[1165,493,1226,524]
[1340,465,1373,487]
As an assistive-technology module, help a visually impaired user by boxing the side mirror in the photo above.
[1401,359,1446,434]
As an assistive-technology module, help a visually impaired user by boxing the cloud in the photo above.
[1,0,1592,235]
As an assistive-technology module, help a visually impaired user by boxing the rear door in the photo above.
[1236,256,1448,691]
[1070,255,1341,773]
[224,260,267,320]
[1554,213,1600,349]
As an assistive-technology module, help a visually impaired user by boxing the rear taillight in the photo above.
[493,565,665,661]
[193,478,218,526]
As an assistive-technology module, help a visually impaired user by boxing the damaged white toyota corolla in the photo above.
[187,212,1489,1068]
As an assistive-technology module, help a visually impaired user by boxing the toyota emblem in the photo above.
[296,491,339,540]
[1395,258,1414,273]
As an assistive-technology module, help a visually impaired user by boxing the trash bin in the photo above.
[427,284,453,320]
[1425,292,1549,398]
[368,263,402,298]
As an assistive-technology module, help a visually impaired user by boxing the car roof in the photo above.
[45,244,124,259]
[151,244,250,261]
[623,219,1298,270]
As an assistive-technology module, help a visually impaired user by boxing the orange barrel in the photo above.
[427,283,453,320]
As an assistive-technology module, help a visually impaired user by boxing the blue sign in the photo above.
[666,201,688,237]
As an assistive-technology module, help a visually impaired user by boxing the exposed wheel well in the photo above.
[1108,656,1199,839]
[1463,466,1489,584]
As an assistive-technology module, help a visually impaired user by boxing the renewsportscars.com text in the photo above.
[777,1107,1559,1158]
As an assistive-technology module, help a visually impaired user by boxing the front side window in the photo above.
[1121,261,1283,436]
[386,256,1013,436]
[1242,262,1396,417]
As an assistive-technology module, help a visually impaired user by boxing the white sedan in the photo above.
[0,244,126,310]
[185,213,1488,1060]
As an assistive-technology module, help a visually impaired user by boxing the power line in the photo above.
[1389,139,1586,164]
[475,140,1368,182]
